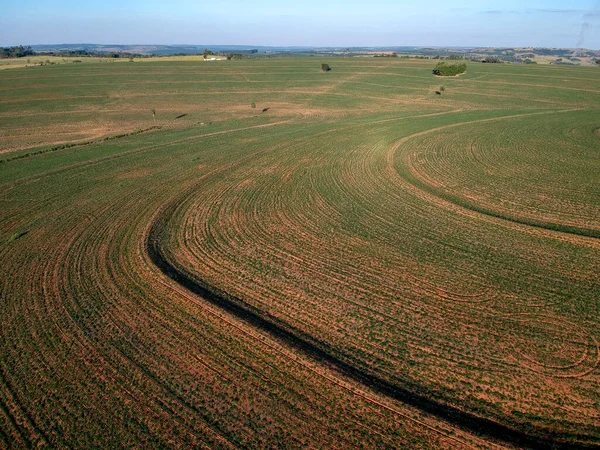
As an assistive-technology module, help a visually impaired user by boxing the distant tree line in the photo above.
[60,50,141,58]
[552,59,578,66]
[432,62,467,76]
[0,46,35,58]
[0,46,144,59]
[533,48,573,56]
[53,50,141,58]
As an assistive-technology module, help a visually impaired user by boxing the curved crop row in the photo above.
[402,110,600,238]
[157,110,600,446]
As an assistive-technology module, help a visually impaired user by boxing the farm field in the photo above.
[1,57,599,449]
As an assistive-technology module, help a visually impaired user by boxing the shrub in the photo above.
[432,62,466,76]
[321,63,331,72]
[482,56,502,63]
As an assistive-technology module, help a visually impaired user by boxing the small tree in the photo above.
[321,63,331,72]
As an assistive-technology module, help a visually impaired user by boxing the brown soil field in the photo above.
[1,57,599,449]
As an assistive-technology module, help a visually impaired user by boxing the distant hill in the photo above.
[29,44,311,55]
[23,43,600,65]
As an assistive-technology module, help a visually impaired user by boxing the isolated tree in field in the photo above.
[321,63,331,72]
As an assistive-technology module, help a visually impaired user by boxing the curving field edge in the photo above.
[146,182,600,450]
[392,109,600,240]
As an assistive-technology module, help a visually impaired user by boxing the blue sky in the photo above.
[1,0,599,48]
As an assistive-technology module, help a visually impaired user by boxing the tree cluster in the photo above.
[432,62,467,76]
[0,46,35,59]
[481,56,502,63]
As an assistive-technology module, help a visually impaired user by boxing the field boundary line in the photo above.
[0,119,294,191]
[388,108,600,241]
[0,108,461,191]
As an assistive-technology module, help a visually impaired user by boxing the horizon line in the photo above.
[6,42,599,51]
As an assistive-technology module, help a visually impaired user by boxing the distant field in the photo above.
[0,54,226,71]
[0,55,125,70]
[1,57,599,449]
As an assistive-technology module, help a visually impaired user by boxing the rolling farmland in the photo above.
[1,57,599,449]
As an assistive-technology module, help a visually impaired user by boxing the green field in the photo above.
[1,57,599,449]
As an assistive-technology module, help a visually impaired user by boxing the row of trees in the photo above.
[0,46,144,59]
[432,62,467,76]
[1,46,228,60]
[0,46,35,59]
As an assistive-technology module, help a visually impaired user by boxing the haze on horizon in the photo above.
[1,0,600,49]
